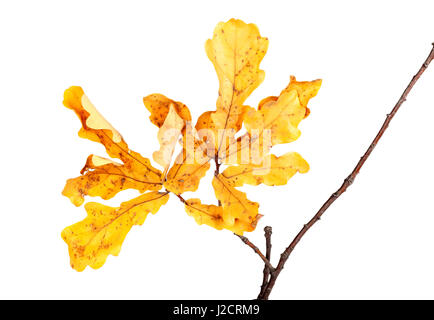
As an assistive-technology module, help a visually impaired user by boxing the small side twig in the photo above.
[214,154,222,206]
[257,43,434,300]
[235,233,275,273]
[258,226,272,299]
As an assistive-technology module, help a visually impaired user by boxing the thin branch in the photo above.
[214,154,221,175]
[214,154,222,206]
[258,226,272,299]
[259,44,434,300]
[235,233,275,273]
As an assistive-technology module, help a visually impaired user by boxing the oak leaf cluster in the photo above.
[61,19,321,271]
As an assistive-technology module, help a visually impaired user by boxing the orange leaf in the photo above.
[153,105,185,176]
[62,87,162,205]
[222,76,321,165]
[212,174,260,235]
[221,152,309,187]
[164,124,211,194]
[185,197,261,235]
[205,19,268,154]
[63,155,162,206]
[143,93,191,128]
[184,199,226,231]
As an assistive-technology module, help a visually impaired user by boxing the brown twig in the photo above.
[258,226,272,299]
[214,154,222,206]
[235,233,275,273]
[253,44,434,300]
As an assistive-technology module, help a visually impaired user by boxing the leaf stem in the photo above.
[258,226,272,299]
[214,153,222,206]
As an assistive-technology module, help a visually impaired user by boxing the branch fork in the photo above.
[237,43,434,300]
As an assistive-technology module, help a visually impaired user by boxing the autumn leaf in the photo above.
[184,198,259,235]
[221,76,321,165]
[143,93,191,129]
[205,19,268,154]
[62,87,162,206]
[143,94,212,194]
[153,105,185,176]
[163,123,211,194]
[195,105,252,153]
[212,174,261,235]
[184,199,226,231]
[283,75,323,117]
[63,154,162,207]
[252,76,322,146]
[221,152,309,187]
[62,191,169,271]
[195,111,218,151]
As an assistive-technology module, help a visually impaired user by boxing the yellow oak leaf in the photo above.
[195,105,252,153]
[62,87,163,205]
[205,19,268,154]
[184,199,226,231]
[62,191,169,271]
[282,76,322,117]
[212,174,260,235]
[247,76,321,146]
[222,76,321,165]
[184,198,260,235]
[153,105,185,176]
[163,124,211,194]
[164,154,210,194]
[195,111,218,152]
[221,152,309,187]
[63,155,162,207]
[143,93,191,128]
[246,90,304,147]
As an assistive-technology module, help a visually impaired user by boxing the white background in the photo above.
[1,0,433,299]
